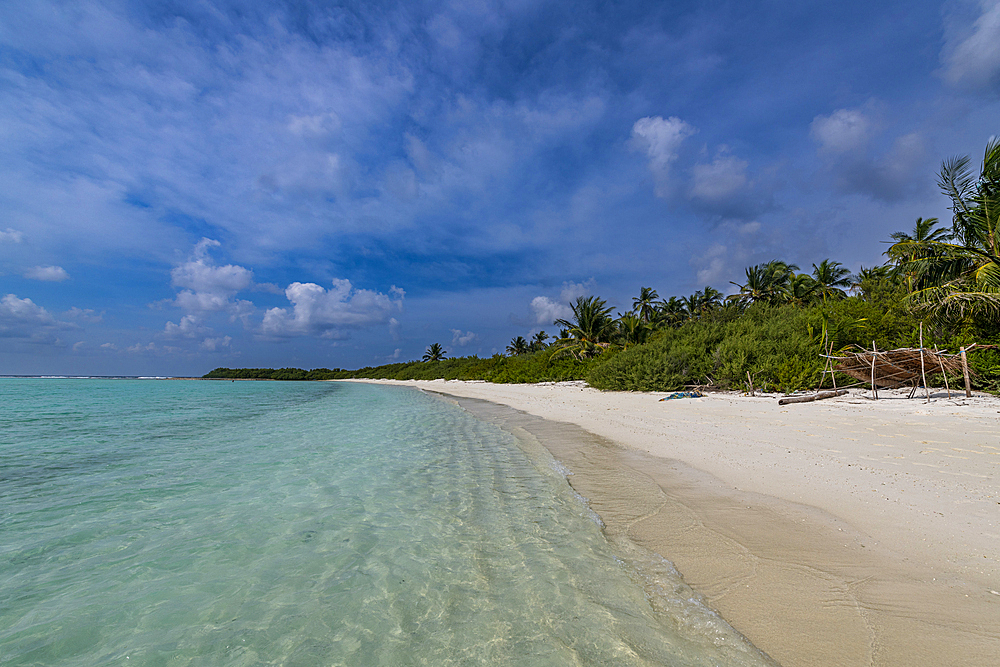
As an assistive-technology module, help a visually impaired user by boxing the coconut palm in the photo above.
[681,286,723,319]
[885,217,952,292]
[655,296,686,327]
[616,312,650,348]
[553,295,617,359]
[422,343,447,362]
[506,336,530,356]
[631,287,660,323]
[530,331,549,351]
[729,261,798,305]
[893,138,1000,319]
[811,259,853,300]
[781,273,821,305]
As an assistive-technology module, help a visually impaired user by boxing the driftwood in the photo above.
[778,389,849,406]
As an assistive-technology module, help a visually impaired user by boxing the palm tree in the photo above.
[616,312,650,348]
[729,261,798,305]
[655,296,686,327]
[422,343,447,362]
[530,331,549,351]
[885,217,952,292]
[781,273,821,305]
[632,287,660,323]
[553,295,617,359]
[506,336,530,355]
[681,286,723,319]
[811,259,853,300]
[892,138,1000,319]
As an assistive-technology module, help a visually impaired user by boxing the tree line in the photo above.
[207,137,1000,392]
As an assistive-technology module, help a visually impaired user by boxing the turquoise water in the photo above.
[0,379,772,666]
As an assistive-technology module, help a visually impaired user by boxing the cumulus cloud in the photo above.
[24,265,70,281]
[0,228,24,243]
[631,116,696,196]
[64,307,102,322]
[451,329,478,346]
[163,314,210,338]
[529,280,593,325]
[941,0,1000,92]
[811,107,925,201]
[691,154,749,201]
[171,238,255,320]
[0,293,75,341]
[810,108,873,155]
[262,279,404,337]
[200,336,232,351]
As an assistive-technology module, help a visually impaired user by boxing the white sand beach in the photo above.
[348,379,1000,667]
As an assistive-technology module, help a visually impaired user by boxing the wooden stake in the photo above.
[870,341,878,400]
[919,323,930,402]
[961,347,972,398]
[829,340,837,390]
[935,345,951,399]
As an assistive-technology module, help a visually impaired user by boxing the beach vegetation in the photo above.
[206,137,1000,394]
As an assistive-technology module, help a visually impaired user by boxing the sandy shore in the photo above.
[346,379,1000,667]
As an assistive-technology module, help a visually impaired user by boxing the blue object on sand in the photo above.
[659,391,704,401]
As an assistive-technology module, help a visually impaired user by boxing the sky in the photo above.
[2,0,999,375]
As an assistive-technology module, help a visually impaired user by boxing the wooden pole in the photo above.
[961,347,972,398]
[935,346,951,399]
[870,341,878,400]
[919,323,930,402]
[830,340,837,390]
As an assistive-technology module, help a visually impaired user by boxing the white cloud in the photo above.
[810,108,873,155]
[631,116,696,195]
[690,154,749,201]
[941,0,1000,91]
[164,314,209,338]
[24,265,70,282]
[200,336,232,351]
[73,341,84,351]
[64,307,102,322]
[100,342,118,350]
[451,329,478,346]
[0,228,24,243]
[170,238,255,320]
[529,280,594,325]
[0,293,75,340]
[262,279,404,337]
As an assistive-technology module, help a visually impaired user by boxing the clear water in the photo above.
[0,379,773,666]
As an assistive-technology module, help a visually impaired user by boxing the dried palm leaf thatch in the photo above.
[831,347,965,389]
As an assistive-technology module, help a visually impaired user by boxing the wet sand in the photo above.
[346,380,1000,667]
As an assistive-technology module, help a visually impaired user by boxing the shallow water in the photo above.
[0,379,772,666]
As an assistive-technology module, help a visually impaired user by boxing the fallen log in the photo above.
[777,389,849,405]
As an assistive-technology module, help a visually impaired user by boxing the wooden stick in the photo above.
[829,340,837,390]
[746,370,754,396]
[961,347,972,398]
[919,323,930,402]
[935,346,951,398]
[778,389,849,405]
[870,341,878,400]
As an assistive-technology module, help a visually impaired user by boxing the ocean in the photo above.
[0,379,773,666]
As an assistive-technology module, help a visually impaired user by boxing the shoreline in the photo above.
[344,379,1000,667]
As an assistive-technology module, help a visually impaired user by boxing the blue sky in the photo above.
[2,0,999,375]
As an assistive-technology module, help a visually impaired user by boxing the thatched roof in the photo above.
[831,347,965,389]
